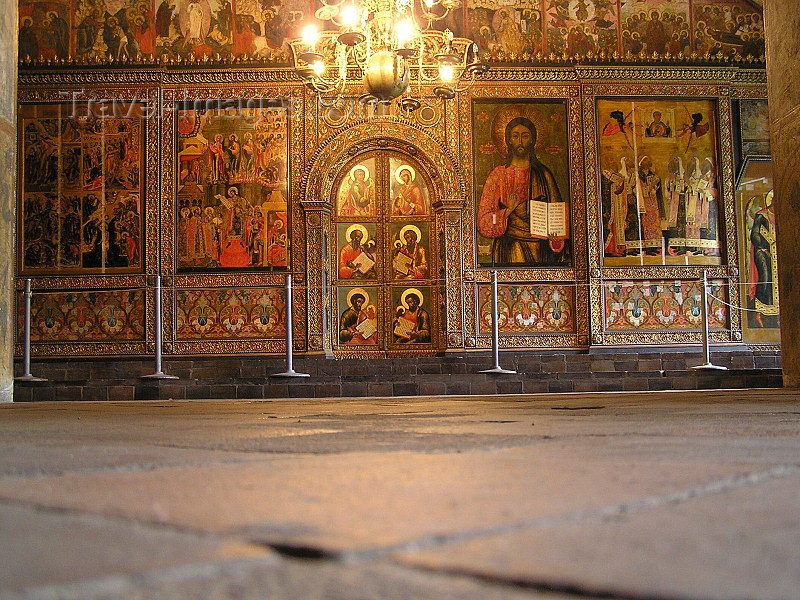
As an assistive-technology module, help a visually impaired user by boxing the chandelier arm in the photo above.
[418,6,449,23]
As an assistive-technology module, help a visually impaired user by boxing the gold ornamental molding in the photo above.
[470,334,584,349]
[18,64,766,89]
[161,86,301,100]
[732,84,768,98]
[598,267,730,281]
[575,65,740,83]
[172,341,285,354]
[480,68,579,82]
[732,70,768,85]
[583,82,729,98]
[21,342,149,357]
[17,87,159,103]
[161,68,300,86]
[18,67,303,88]
[749,344,780,352]
[18,71,165,87]
[601,332,731,345]
[17,275,148,291]
[470,270,580,283]
[172,275,287,289]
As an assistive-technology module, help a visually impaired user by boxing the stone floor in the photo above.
[1,389,799,599]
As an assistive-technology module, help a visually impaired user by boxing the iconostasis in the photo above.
[16,69,774,358]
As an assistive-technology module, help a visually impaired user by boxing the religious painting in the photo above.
[389,223,430,280]
[336,222,377,280]
[739,99,771,158]
[72,0,157,61]
[176,103,288,271]
[389,158,429,216]
[620,0,690,57]
[19,0,70,60]
[231,0,306,60]
[545,0,619,58]
[466,0,543,60]
[154,0,233,59]
[598,98,722,266]
[604,280,727,331]
[19,103,145,274]
[391,286,432,344]
[336,158,377,218]
[474,100,571,268]
[477,284,574,334]
[736,157,779,343]
[21,290,145,342]
[337,286,379,346]
[693,1,765,59]
[175,288,286,339]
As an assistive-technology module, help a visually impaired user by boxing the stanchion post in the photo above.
[272,273,310,378]
[141,275,178,380]
[15,278,47,382]
[479,269,516,375]
[691,270,727,371]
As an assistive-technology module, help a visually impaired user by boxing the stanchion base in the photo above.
[271,371,311,378]
[478,367,518,375]
[140,373,179,380]
[691,364,729,371]
[14,374,48,382]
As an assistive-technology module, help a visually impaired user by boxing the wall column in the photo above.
[302,202,333,356]
[764,4,800,388]
[0,0,17,402]
[439,200,466,352]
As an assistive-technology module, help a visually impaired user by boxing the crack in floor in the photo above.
[330,463,800,562]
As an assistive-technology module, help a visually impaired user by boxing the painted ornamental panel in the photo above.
[603,280,727,331]
[175,287,286,340]
[19,289,145,342]
[477,284,574,334]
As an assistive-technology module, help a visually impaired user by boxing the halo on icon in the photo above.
[399,287,424,309]
[344,223,369,245]
[347,287,370,306]
[394,164,416,184]
[349,164,370,181]
[398,224,422,242]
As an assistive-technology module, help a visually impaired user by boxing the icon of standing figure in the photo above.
[392,165,427,216]
[477,116,569,266]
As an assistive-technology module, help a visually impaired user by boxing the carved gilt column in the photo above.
[437,199,467,352]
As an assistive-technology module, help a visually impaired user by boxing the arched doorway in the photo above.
[331,149,441,355]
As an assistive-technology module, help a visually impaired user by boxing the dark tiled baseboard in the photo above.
[12,350,783,401]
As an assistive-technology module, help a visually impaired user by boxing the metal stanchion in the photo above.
[691,270,727,371]
[141,275,178,380]
[15,279,47,382]
[272,273,310,378]
[479,269,516,375]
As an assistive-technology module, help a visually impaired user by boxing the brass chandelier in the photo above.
[289,0,488,110]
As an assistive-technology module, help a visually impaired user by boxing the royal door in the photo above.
[331,150,441,355]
